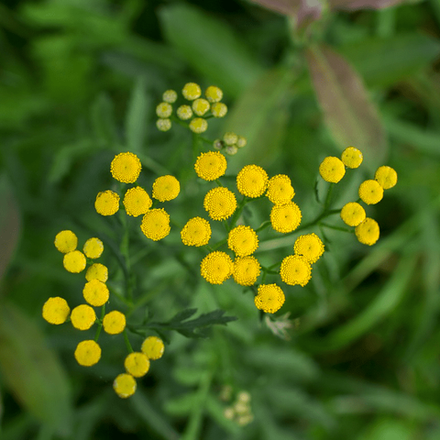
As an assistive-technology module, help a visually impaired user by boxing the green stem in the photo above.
[256,221,271,233]
[324,183,334,211]
[123,329,134,353]
[228,196,248,229]
[320,222,353,233]
[119,209,133,302]
[212,238,227,251]
[95,304,106,342]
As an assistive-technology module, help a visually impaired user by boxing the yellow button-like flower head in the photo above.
[86,263,108,283]
[270,202,302,233]
[359,180,383,205]
[124,352,150,378]
[293,233,324,264]
[319,156,346,183]
[83,279,109,307]
[42,297,70,325]
[375,166,397,189]
[200,251,233,285]
[141,336,165,360]
[95,190,120,216]
[152,175,180,202]
[236,136,247,148]
[177,105,193,120]
[110,152,142,184]
[280,255,312,286]
[223,132,238,146]
[123,186,152,217]
[71,304,96,331]
[203,187,237,221]
[192,98,210,116]
[54,230,77,254]
[113,373,137,398]
[340,202,366,227]
[156,118,172,132]
[194,151,227,181]
[103,310,126,335]
[355,218,380,245]
[83,237,104,259]
[63,250,87,273]
[156,102,172,118]
[181,217,211,247]
[254,284,285,314]
[237,165,268,198]
[74,340,101,367]
[211,102,227,118]
[233,256,261,286]
[189,118,208,134]
[140,208,171,241]
[228,225,259,257]
[267,175,295,205]
[182,82,201,100]
[341,146,363,169]
[163,89,177,103]
[205,85,223,103]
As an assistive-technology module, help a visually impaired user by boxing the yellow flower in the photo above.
[156,118,172,132]
[200,251,233,285]
[205,85,223,102]
[194,151,227,181]
[70,304,96,331]
[375,166,397,189]
[156,102,172,118]
[280,255,312,286]
[152,175,180,202]
[192,98,210,116]
[189,118,208,133]
[225,145,238,156]
[233,256,261,286]
[141,336,165,360]
[266,175,295,205]
[340,202,366,227]
[83,279,109,307]
[74,340,101,367]
[182,82,201,100]
[211,102,227,118]
[237,165,268,198]
[254,284,285,314]
[177,105,193,120]
[86,263,108,283]
[140,208,171,241]
[95,190,120,216]
[203,187,237,221]
[270,202,302,233]
[341,146,363,169]
[293,233,324,264]
[103,310,126,335]
[110,152,142,184]
[181,217,211,247]
[83,237,104,259]
[125,352,150,378]
[228,225,259,257]
[123,186,152,217]
[163,89,177,103]
[54,230,77,254]
[63,250,87,273]
[223,132,238,146]
[42,297,70,325]
[359,180,383,205]
[355,218,380,245]
[236,136,247,148]
[319,157,345,183]
[113,373,137,398]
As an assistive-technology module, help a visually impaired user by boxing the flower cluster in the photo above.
[319,146,397,246]
[95,152,180,241]
[156,83,228,133]
[222,388,254,426]
[45,230,165,398]
[214,131,247,156]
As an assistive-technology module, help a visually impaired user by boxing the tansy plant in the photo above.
[44,82,397,398]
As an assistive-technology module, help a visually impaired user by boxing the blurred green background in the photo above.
[1,0,440,438]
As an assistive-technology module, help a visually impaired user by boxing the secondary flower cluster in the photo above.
[94,152,180,241]
[213,131,247,156]
[44,230,165,398]
[156,83,228,133]
[318,146,398,245]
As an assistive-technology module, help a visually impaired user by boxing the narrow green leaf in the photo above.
[169,308,198,324]
[91,93,119,147]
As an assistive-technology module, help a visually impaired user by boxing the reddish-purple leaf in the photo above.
[305,45,388,165]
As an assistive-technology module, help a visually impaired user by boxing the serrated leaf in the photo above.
[0,303,72,434]
[169,308,198,324]
[305,44,387,167]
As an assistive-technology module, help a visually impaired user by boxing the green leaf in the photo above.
[91,93,119,147]
[305,44,388,168]
[159,3,263,97]
[0,303,72,434]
